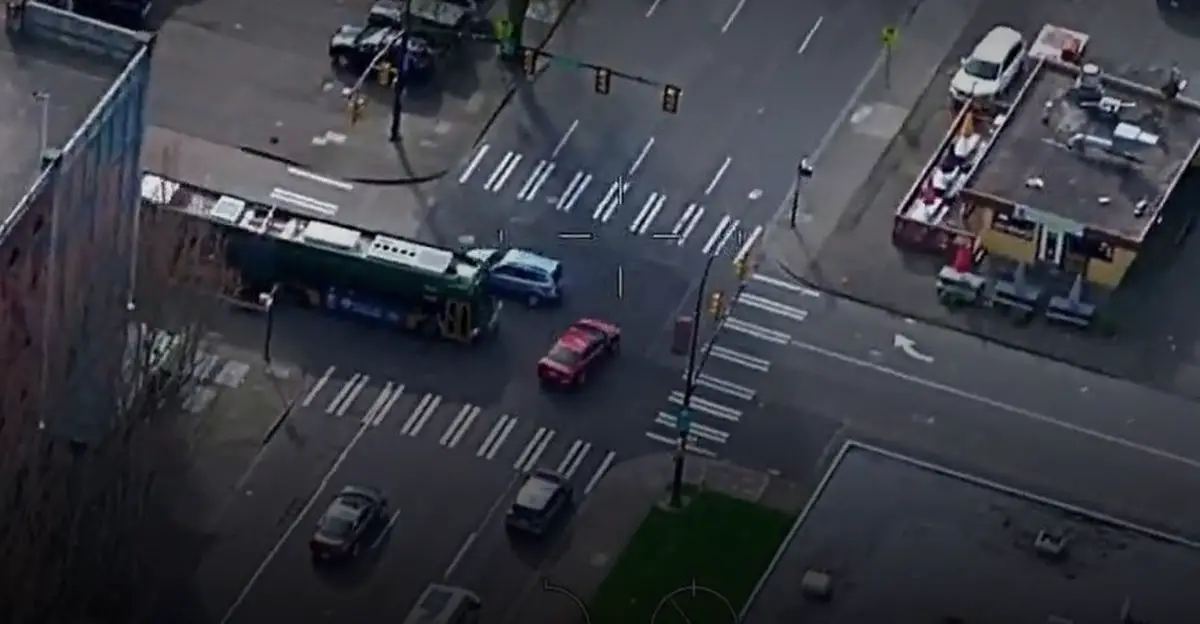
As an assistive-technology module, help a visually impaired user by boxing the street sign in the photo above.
[881,26,899,48]
[677,408,692,433]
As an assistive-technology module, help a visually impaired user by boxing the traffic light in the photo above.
[708,291,725,317]
[347,95,365,126]
[377,62,397,86]
[522,48,539,77]
[662,84,681,114]
[734,257,750,280]
[594,67,612,95]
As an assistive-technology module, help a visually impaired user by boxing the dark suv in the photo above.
[505,470,572,536]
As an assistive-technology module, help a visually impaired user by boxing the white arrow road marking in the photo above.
[894,334,934,363]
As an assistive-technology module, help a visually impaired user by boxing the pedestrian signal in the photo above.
[347,95,365,125]
[662,84,681,114]
[733,257,750,280]
[594,67,612,95]
[708,291,724,317]
[521,48,539,77]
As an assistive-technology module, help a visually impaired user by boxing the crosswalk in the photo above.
[456,138,761,261]
[297,372,617,495]
[644,271,822,456]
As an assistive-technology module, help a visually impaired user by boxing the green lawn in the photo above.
[588,489,794,624]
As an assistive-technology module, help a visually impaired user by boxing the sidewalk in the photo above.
[136,337,307,622]
[498,454,811,623]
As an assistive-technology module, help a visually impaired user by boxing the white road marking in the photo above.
[737,292,809,323]
[645,0,663,17]
[556,440,586,476]
[444,531,477,579]
[655,413,730,443]
[370,383,404,426]
[477,415,516,459]
[797,16,823,55]
[458,144,490,184]
[712,219,740,256]
[725,317,792,344]
[690,373,756,401]
[489,153,521,193]
[440,404,479,447]
[733,225,763,265]
[361,382,395,425]
[527,162,554,200]
[219,420,373,624]
[514,427,555,472]
[673,203,705,245]
[595,180,630,223]
[334,375,368,417]
[668,392,742,422]
[630,192,666,235]
[287,166,353,191]
[325,373,361,414]
[711,345,771,372]
[516,161,548,201]
[400,393,439,435]
[370,509,402,549]
[584,451,616,494]
[557,172,591,212]
[645,431,717,457]
[483,152,514,191]
[301,365,335,407]
[552,120,579,158]
[721,0,747,32]
[705,157,731,195]
[750,272,822,297]
[629,137,655,175]
[701,215,733,255]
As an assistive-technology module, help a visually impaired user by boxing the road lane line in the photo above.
[594,180,621,220]
[514,427,547,471]
[487,416,516,459]
[516,161,547,201]
[668,392,742,422]
[520,429,555,472]
[558,172,588,211]
[458,144,490,184]
[370,383,404,426]
[483,152,514,191]
[645,0,663,17]
[600,181,629,223]
[406,394,441,436]
[797,16,824,55]
[636,193,666,235]
[325,373,361,414]
[701,215,732,255]
[301,365,335,407]
[361,382,393,425]
[629,137,655,175]
[655,412,730,443]
[287,166,353,191]
[676,203,705,245]
[219,419,373,624]
[477,416,508,457]
[713,219,740,256]
[725,317,791,344]
[527,163,554,201]
[721,0,746,32]
[630,192,659,233]
[334,375,368,417]
[490,153,521,193]
[671,203,696,236]
[737,292,809,323]
[444,531,478,579]
[370,508,402,549]
[440,404,475,446]
[564,442,591,478]
[646,430,720,457]
[705,157,731,195]
[584,451,616,494]
[478,415,515,458]
[552,120,579,158]
[790,339,1200,472]
[690,373,756,401]
[750,272,822,297]
[400,393,434,435]
[449,406,480,448]
[733,225,764,265]
[556,440,584,474]
[711,345,771,372]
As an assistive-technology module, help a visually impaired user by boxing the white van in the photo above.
[403,584,482,624]
[950,26,1026,102]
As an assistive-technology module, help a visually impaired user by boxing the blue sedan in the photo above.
[466,248,563,307]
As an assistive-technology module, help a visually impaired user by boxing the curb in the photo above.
[260,392,298,446]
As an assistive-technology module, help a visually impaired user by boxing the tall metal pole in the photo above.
[259,285,277,364]
[34,91,49,172]
[389,0,411,142]
[670,253,718,508]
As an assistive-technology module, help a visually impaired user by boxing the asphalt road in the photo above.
[693,268,1200,537]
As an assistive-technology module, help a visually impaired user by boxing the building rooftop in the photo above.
[747,444,1200,623]
[0,36,124,220]
[972,62,1200,241]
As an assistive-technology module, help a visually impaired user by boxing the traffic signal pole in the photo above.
[670,253,719,508]
[389,0,412,142]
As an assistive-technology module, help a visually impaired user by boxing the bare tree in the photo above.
[0,151,241,623]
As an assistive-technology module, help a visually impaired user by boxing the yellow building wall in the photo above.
[1085,247,1137,288]
[979,211,1036,263]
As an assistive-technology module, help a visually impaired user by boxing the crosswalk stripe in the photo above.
[737,292,809,322]
[689,373,756,401]
[645,431,718,457]
[724,317,791,344]
[458,144,490,184]
[750,272,822,297]
[710,345,771,372]
[668,392,741,422]
[655,412,729,442]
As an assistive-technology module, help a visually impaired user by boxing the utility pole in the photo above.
[389,0,412,142]
[669,253,719,508]
[789,157,814,228]
[258,284,278,365]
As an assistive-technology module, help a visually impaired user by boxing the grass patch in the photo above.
[588,489,794,624]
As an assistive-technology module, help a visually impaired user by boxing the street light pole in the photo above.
[258,285,278,365]
[669,253,719,508]
[789,157,815,228]
[389,0,412,142]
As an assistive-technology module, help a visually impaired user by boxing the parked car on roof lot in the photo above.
[950,25,1026,103]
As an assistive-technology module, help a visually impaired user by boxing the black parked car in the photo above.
[505,470,572,537]
[366,0,487,51]
[329,25,436,83]
[310,485,388,561]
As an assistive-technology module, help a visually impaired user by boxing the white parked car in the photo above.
[950,26,1026,102]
